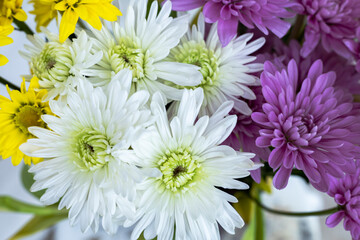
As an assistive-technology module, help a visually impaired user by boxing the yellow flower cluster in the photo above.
[0,0,27,65]
[0,77,52,165]
[30,0,122,42]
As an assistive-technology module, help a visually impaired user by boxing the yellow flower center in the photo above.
[109,43,146,81]
[13,105,45,135]
[169,40,220,90]
[31,42,73,84]
[73,129,112,171]
[157,148,201,193]
[64,0,80,9]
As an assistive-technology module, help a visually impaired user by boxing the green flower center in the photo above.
[13,105,46,136]
[73,129,112,171]
[31,42,73,84]
[169,40,220,90]
[157,148,201,193]
[109,38,152,83]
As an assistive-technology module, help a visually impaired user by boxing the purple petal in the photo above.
[326,211,345,228]
[217,17,238,47]
[273,166,292,189]
[170,0,205,11]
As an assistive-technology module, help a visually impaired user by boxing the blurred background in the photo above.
[0,2,352,240]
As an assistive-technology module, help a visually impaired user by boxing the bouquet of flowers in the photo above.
[1,0,360,239]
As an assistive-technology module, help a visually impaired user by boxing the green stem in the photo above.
[0,76,20,91]
[0,196,66,216]
[13,19,34,35]
[248,194,339,217]
[289,15,306,42]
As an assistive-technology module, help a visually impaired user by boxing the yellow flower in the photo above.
[29,0,57,32]
[0,24,13,66]
[0,0,27,26]
[0,77,52,165]
[30,0,122,43]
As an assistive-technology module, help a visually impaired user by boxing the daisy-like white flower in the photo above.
[126,88,260,240]
[167,14,265,116]
[20,69,152,234]
[84,0,202,100]
[20,30,103,100]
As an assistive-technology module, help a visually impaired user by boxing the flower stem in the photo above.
[13,19,34,35]
[289,15,306,42]
[0,76,20,91]
[0,196,66,216]
[248,194,340,217]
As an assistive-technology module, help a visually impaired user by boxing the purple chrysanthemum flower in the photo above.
[299,0,360,58]
[252,59,360,191]
[326,168,360,240]
[170,0,302,46]
[224,87,270,183]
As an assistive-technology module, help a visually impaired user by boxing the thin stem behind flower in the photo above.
[13,19,34,35]
[0,76,20,91]
[248,193,340,217]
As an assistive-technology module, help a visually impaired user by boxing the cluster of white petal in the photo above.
[19,0,264,239]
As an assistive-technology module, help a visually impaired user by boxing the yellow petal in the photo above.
[74,4,89,20]
[14,9,27,21]
[0,25,14,36]
[59,9,79,43]
[89,3,121,22]
[29,76,40,90]
[54,1,68,11]
[20,78,29,93]
[78,6,101,30]
[0,36,13,46]
[0,55,9,66]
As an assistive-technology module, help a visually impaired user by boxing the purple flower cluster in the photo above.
[170,0,302,46]
[327,168,360,239]
[298,0,360,58]
[252,59,360,191]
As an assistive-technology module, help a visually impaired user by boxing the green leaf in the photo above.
[9,212,67,240]
[21,164,45,199]
[0,196,63,215]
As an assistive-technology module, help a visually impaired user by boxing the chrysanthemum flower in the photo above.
[0,24,13,66]
[30,0,122,42]
[29,0,57,32]
[170,0,302,46]
[21,30,103,100]
[224,87,270,183]
[126,89,260,239]
[167,14,265,116]
[299,0,360,58]
[20,69,153,234]
[0,0,27,25]
[252,59,360,191]
[0,77,50,165]
[85,0,202,100]
[326,168,360,240]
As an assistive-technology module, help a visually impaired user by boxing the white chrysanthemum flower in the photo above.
[20,30,103,101]
[125,88,260,240]
[20,69,152,234]
[167,14,265,116]
[83,0,202,100]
